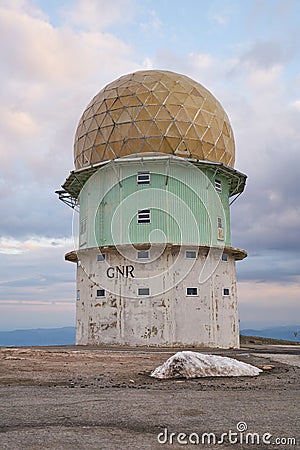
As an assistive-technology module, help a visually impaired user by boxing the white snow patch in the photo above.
[150,351,262,379]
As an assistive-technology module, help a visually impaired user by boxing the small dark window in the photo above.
[137,209,151,224]
[186,287,198,296]
[215,179,222,193]
[186,250,197,259]
[137,172,150,185]
[97,254,105,262]
[96,289,105,297]
[138,288,150,296]
[76,290,80,300]
[222,253,228,262]
[217,217,223,229]
[137,250,149,259]
[223,288,230,296]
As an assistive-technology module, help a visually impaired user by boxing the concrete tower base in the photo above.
[67,244,246,349]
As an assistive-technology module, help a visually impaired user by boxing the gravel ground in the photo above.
[0,344,299,449]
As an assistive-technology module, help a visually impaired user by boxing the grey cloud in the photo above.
[0,184,74,239]
[0,272,74,289]
[231,173,300,253]
[236,251,300,284]
[231,130,300,253]
[240,40,294,69]
[0,247,75,303]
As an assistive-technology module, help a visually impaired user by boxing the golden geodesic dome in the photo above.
[74,70,235,169]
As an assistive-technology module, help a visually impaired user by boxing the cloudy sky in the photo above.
[0,0,299,331]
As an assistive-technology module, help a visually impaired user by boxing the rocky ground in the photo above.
[0,340,299,449]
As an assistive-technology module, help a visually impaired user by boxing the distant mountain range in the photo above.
[0,327,75,346]
[0,325,299,347]
[241,325,300,342]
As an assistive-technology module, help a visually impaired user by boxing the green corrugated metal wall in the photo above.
[78,159,232,248]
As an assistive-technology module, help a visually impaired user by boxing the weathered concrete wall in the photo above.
[75,245,239,348]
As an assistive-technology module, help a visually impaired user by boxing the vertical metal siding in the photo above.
[79,160,232,248]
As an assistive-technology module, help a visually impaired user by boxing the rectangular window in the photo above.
[137,250,149,259]
[137,171,150,185]
[186,287,198,296]
[223,288,230,296]
[97,254,105,262]
[80,218,87,235]
[76,290,80,300]
[217,217,224,240]
[215,179,222,193]
[137,209,151,224]
[185,250,197,259]
[138,287,150,296]
[222,253,228,262]
[96,289,105,297]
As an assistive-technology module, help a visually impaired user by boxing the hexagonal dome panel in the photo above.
[74,70,235,169]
